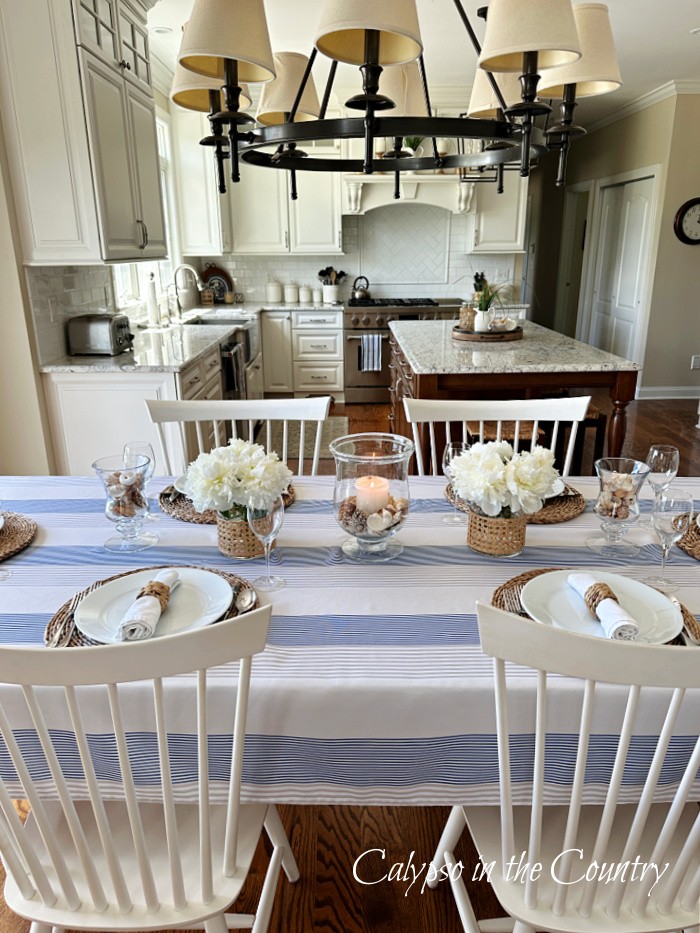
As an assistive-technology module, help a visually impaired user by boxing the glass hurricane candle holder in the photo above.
[586,457,651,558]
[330,433,414,562]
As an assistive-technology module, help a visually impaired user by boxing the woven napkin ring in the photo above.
[136,581,171,613]
[584,582,618,617]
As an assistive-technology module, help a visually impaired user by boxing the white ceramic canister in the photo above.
[298,285,312,304]
[312,287,323,304]
[266,278,283,303]
[284,283,299,304]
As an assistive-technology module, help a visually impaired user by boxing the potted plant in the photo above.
[451,441,563,556]
[184,438,292,559]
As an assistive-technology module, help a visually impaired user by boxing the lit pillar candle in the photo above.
[355,475,390,514]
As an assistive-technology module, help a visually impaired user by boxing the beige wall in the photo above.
[533,94,700,393]
[643,94,700,390]
[0,123,53,474]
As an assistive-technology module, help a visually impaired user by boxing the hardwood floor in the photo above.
[1,396,698,933]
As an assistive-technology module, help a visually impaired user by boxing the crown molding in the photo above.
[587,80,700,133]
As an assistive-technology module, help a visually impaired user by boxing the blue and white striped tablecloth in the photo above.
[0,475,698,806]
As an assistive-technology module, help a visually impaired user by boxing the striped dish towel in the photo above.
[360,333,382,371]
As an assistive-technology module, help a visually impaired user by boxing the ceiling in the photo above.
[147,0,700,124]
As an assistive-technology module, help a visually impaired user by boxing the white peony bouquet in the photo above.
[451,441,564,517]
[184,438,292,519]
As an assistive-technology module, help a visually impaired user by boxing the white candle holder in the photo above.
[330,433,414,562]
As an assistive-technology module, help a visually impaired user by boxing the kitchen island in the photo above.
[389,320,640,457]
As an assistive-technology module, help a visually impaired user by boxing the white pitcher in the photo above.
[473,308,494,332]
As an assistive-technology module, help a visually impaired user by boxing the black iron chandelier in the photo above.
[171,0,621,199]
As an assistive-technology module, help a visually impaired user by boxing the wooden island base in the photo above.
[389,324,639,460]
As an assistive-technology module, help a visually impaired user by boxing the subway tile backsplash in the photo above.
[195,208,515,303]
[26,266,114,365]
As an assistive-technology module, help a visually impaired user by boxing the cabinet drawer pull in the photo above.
[309,344,328,350]
[207,357,219,368]
[309,375,326,381]
[187,373,201,385]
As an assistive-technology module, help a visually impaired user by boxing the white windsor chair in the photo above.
[0,604,299,933]
[145,396,332,475]
[402,396,592,476]
[429,602,700,933]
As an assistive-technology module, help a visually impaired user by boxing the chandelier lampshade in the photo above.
[380,62,428,116]
[170,63,252,112]
[257,53,321,125]
[314,0,423,67]
[178,0,275,83]
[467,68,523,118]
[478,0,581,73]
[538,2,621,98]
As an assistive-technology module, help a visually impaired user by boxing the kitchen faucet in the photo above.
[173,264,202,313]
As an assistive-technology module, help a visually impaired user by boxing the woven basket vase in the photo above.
[467,508,527,557]
[216,514,265,560]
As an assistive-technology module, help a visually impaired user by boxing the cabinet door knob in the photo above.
[119,59,132,71]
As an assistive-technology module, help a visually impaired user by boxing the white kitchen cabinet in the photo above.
[230,160,343,255]
[291,308,344,397]
[261,311,294,393]
[173,109,233,256]
[42,348,225,475]
[0,0,164,264]
[74,0,151,91]
[471,173,528,252]
[42,371,180,475]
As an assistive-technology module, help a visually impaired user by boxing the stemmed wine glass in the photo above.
[645,487,694,593]
[442,442,469,525]
[124,441,160,524]
[645,444,679,511]
[247,496,285,592]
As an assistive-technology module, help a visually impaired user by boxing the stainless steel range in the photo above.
[344,298,458,403]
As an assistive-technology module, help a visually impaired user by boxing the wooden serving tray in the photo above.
[452,325,523,342]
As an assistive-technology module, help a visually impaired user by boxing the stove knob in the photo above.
[351,315,360,327]
[375,315,385,327]
[362,315,371,326]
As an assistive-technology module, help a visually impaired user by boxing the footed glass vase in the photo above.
[330,433,414,562]
[586,457,650,558]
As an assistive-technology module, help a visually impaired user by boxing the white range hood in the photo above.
[342,175,475,216]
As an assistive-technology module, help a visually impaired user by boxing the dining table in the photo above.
[0,473,698,807]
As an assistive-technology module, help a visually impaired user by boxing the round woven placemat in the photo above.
[445,484,586,524]
[678,517,700,561]
[44,565,255,648]
[491,567,695,645]
[0,511,37,561]
[158,483,297,524]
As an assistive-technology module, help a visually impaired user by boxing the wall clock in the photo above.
[673,197,700,245]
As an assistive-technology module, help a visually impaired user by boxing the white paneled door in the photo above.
[587,175,655,362]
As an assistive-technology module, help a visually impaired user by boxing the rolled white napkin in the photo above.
[118,569,180,642]
[567,572,640,641]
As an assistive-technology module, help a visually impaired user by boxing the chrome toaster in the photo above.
[67,313,134,356]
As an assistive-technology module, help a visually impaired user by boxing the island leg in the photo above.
[608,371,638,457]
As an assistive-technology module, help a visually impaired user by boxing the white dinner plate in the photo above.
[520,570,683,644]
[0,515,4,533]
[74,568,233,645]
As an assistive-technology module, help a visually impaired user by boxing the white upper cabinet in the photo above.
[172,109,231,256]
[471,173,528,252]
[230,159,343,255]
[0,0,164,264]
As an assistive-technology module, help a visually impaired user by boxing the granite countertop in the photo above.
[39,323,240,374]
[389,320,641,375]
